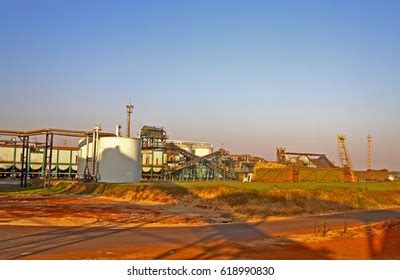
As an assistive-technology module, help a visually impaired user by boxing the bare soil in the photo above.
[0,195,226,227]
[1,181,399,259]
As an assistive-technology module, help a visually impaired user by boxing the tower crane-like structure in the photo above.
[337,134,357,182]
[337,135,352,169]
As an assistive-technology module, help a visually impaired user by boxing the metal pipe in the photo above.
[91,125,101,179]
[47,134,53,187]
[0,128,115,137]
[92,130,96,178]
[84,135,90,179]
[27,144,31,178]
[96,128,100,178]
[0,130,25,136]
[20,137,26,187]
[12,139,17,177]
[68,150,73,178]
[42,135,48,178]
[24,137,29,187]
[55,148,59,178]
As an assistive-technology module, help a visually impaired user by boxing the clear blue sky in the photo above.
[1,0,399,170]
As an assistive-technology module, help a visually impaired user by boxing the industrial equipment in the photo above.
[140,126,168,179]
[337,134,356,182]
[163,142,237,181]
[337,135,352,169]
[0,128,115,188]
[139,125,241,181]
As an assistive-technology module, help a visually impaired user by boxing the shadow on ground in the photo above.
[0,180,399,259]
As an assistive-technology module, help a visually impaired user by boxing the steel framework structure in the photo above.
[140,126,168,180]
[163,143,236,181]
[337,134,357,182]
[0,128,114,188]
[337,135,352,169]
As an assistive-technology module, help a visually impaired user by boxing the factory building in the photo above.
[353,170,389,182]
[276,148,336,168]
[0,126,142,185]
[0,103,268,184]
[1,110,391,185]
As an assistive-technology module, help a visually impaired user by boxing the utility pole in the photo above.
[367,134,372,170]
[126,103,134,138]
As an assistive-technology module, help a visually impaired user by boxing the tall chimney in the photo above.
[126,103,134,138]
[115,124,121,137]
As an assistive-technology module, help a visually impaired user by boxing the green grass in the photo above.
[1,180,400,218]
[0,181,69,196]
[162,181,400,191]
[1,180,400,196]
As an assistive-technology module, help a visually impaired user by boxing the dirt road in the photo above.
[1,208,399,260]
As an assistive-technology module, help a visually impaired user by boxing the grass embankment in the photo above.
[1,180,400,219]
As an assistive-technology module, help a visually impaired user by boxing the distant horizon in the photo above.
[1,0,399,170]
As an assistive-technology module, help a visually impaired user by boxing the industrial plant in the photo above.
[0,104,393,187]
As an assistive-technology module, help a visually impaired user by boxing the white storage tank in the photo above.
[193,144,213,157]
[168,140,213,157]
[97,137,141,183]
[78,136,141,183]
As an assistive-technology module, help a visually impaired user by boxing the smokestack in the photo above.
[367,134,372,170]
[115,124,121,137]
[126,103,134,138]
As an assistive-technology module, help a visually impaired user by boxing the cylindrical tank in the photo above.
[77,136,141,183]
[193,145,213,157]
[97,137,141,183]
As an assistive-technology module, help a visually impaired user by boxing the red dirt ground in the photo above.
[0,195,399,259]
[0,195,212,226]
